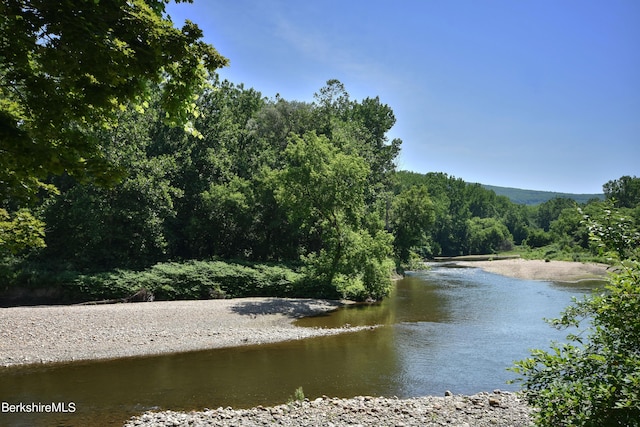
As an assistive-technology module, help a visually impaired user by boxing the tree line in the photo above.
[1,78,407,300]
[2,68,638,301]
[2,1,639,303]
[2,73,639,301]
[394,171,640,262]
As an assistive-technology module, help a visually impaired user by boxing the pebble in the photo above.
[0,298,368,367]
[122,392,533,427]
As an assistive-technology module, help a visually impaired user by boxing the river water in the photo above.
[0,265,603,426]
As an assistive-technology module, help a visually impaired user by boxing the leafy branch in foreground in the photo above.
[510,203,640,427]
[1,0,228,202]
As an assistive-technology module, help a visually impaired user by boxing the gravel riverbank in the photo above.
[123,391,533,427]
[0,297,369,367]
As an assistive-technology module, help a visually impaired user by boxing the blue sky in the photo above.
[166,0,639,193]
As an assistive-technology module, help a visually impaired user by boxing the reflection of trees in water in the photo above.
[296,276,451,329]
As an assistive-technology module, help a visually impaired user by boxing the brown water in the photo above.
[0,265,603,426]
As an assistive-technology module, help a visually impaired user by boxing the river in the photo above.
[0,264,603,426]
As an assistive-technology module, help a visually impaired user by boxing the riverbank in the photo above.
[1,259,606,368]
[123,391,533,427]
[0,297,369,368]
[448,258,610,282]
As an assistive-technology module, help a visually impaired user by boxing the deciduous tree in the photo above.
[0,0,227,202]
[0,208,45,255]
[271,131,394,299]
[603,175,640,209]
[391,185,435,263]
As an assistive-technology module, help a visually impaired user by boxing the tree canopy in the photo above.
[603,175,640,209]
[0,0,227,202]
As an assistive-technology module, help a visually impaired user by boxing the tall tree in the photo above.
[391,185,435,263]
[271,131,394,299]
[536,197,577,231]
[497,197,530,245]
[0,0,227,202]
[313,80,400,200]
[603,175,640,209]
[160,79,266,259]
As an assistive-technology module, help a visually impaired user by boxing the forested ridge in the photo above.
[480,184,604,206]
[2,1,639,304]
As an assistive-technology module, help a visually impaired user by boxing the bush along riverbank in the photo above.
[124,391,533,427]
[0,259,339,306]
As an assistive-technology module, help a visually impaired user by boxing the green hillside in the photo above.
[481,184,604,205]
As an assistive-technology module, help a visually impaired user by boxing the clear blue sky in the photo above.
[166,0,639,194]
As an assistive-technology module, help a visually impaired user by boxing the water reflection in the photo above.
[295,277,451,328]
[0,266,603,426]
[1,329,403,426]
[298,266,603,397]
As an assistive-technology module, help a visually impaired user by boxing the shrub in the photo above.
[108,260,307,300]
[287,387,305,404]
[0,259,317,303]
[524,228,554,248]
[510,207,640,427]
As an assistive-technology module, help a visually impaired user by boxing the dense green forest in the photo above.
[2,1,639,304]
[1,74,638,303]
[1,74,639,303]
[393,171,639,260]
[1,76,402,301]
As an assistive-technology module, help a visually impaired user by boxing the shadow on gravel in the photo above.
[229,298,343,318]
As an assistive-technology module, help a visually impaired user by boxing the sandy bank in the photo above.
[451,258,610,282]
[0,298,368,368]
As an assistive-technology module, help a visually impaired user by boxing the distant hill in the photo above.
[481,184,604,205]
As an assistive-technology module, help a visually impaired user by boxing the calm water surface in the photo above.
[0,265,603,426]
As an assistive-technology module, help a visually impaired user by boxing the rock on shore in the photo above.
[123,391,533,427]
